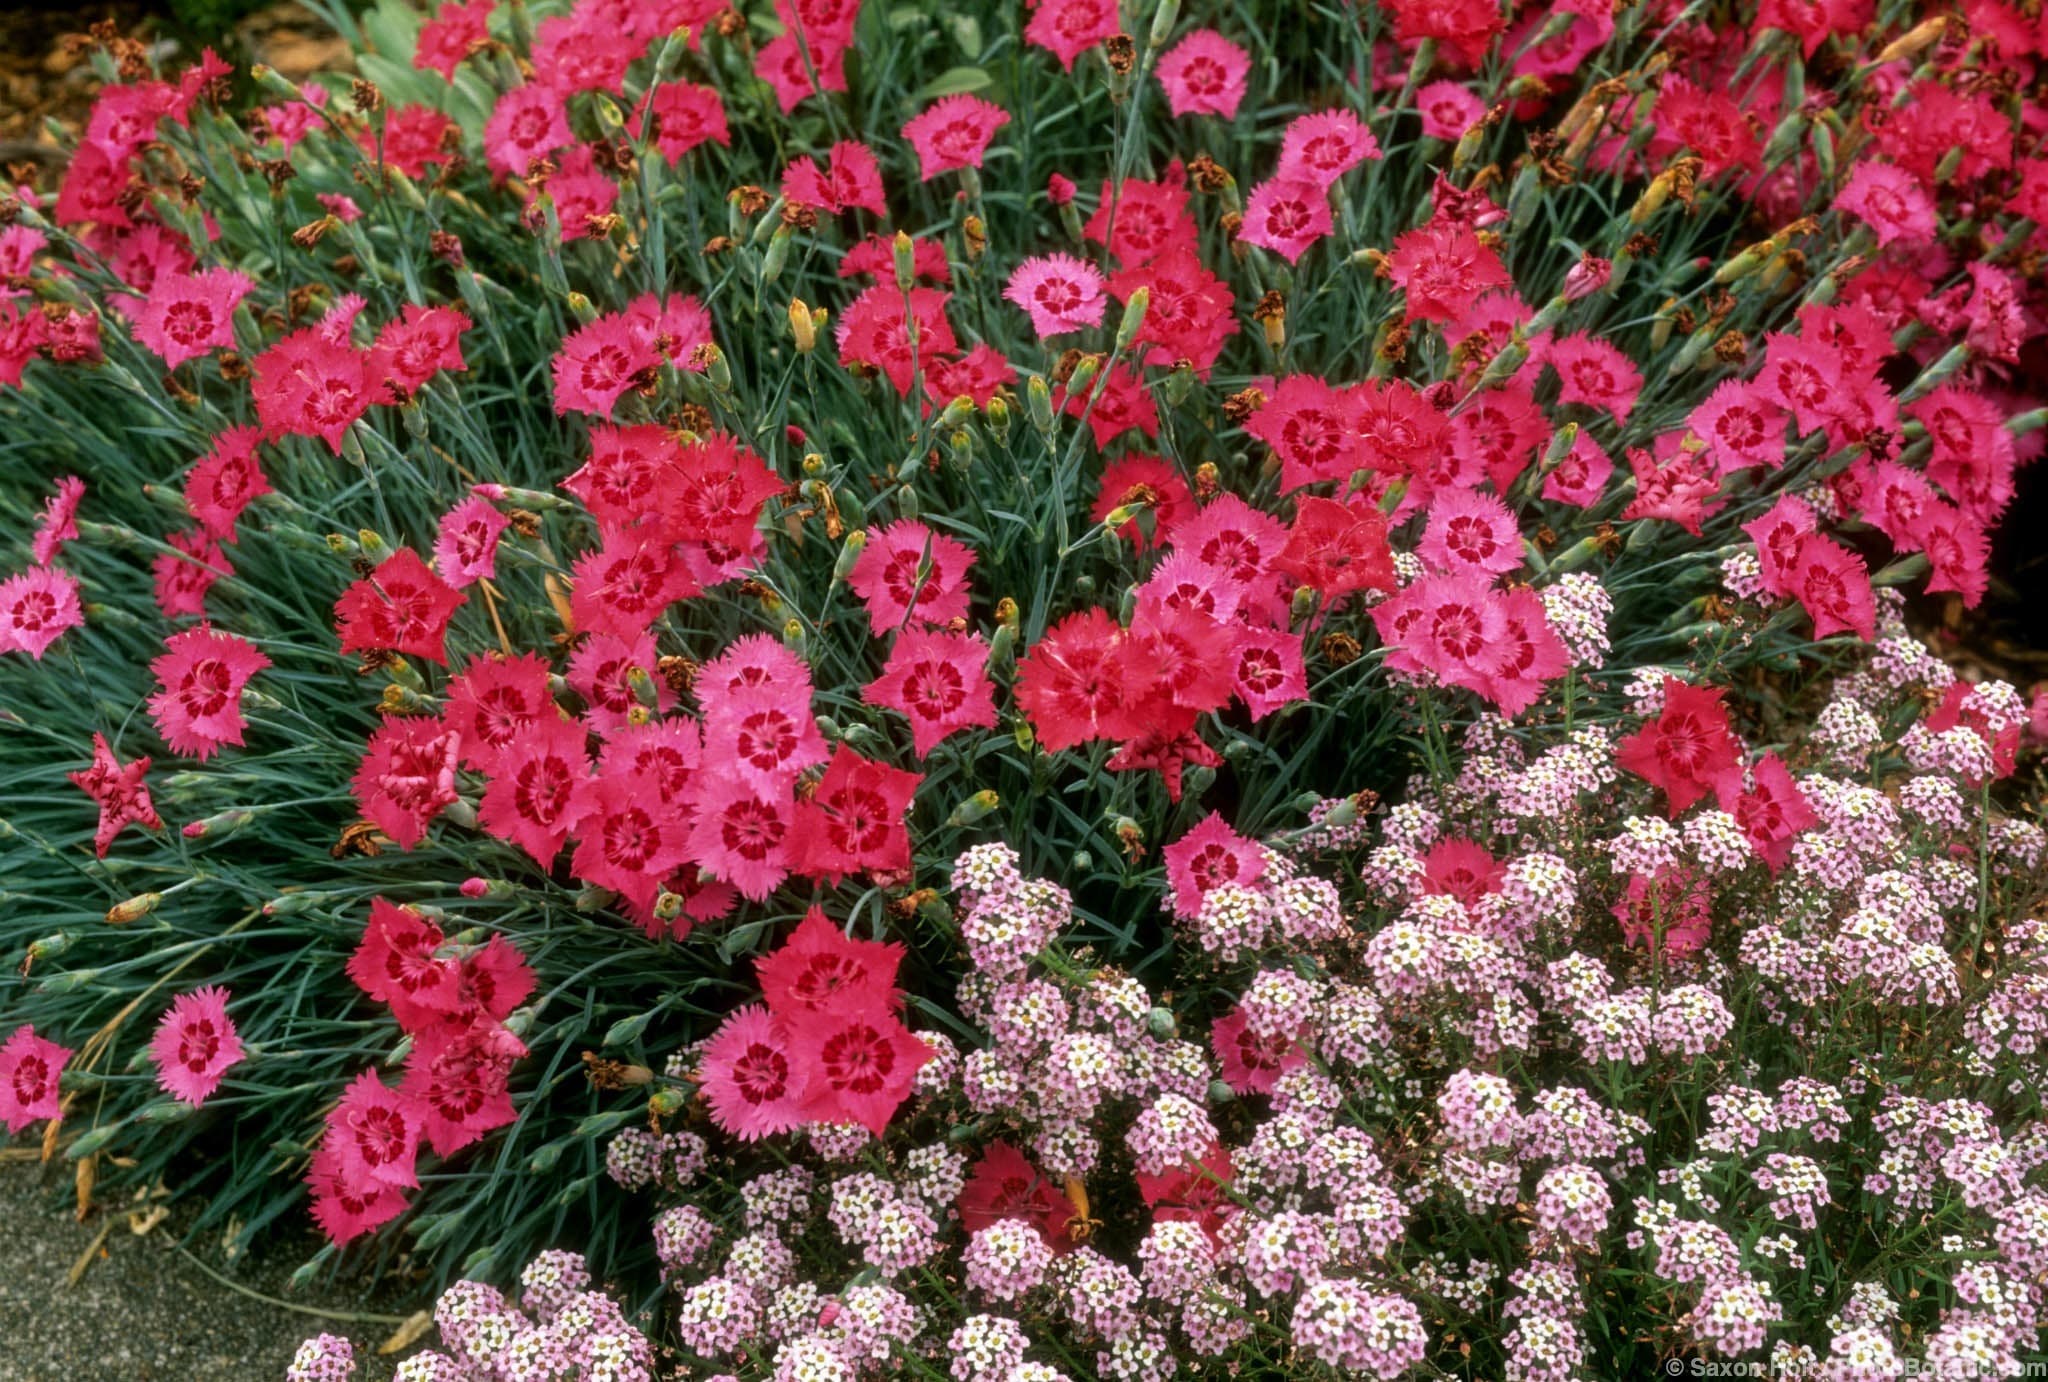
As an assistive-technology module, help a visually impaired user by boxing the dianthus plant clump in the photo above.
[0,0,2045,1378]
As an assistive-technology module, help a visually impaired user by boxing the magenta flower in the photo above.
[183,427,271,542]
[848,519,977,637]
[151,986,244,1107]
[1277,110,1381,188]
[699,1004,808,1142]
[251,329,373,452]
[1024,0,1121,70]
[31,476,85,566]
[68,731,162,858]
[1834,162,1936,249]
[1547,333,1643,424]
[0,565,84,660]
[1415,80,1485,140]
[134,267,253,370]
[414,0,493,80]
[1239,177,1334,264]
[864,626,999,758]
[643,82,730,163]
[482,83,571,177]
[147,624,271,760]
[0,1024,70,1133]
[1003,253,1107,338]
[1162,812,1265,920]
[1156,30,1250,119]
[902,95,1010,181]
[1419,489,1524,576]
[433,495,510,588]
[551,313,661,417]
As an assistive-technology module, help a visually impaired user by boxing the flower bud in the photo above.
[1900,344,1970,403]
[946,789,1001,828]
[249,64,302,102]
[182,808,254,841]
[25,932,74,965]
[1114,287,1150,352]
[938,395,976,431]
[106,893,162,925]
[1875,14,1947,63]
[893,230,917,294]
[263,890,337,916]
[1542,422,1581,468]
[788,297,817,353]
[832,529,867,584]
[604,1009,658,1048]
[986,622,1015,669]
[625,663,660,709]
[704,343,733,393]
[1147,0,1181,50]
[761,224,793,283]
[1561,255,1611,301]
[983,395,1011,444]
[1027,375,1055,434]
[37,967,102,994]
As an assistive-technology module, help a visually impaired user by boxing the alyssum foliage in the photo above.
[1,0,2046,1377]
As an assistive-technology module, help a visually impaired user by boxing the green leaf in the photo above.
[915,67,994,100]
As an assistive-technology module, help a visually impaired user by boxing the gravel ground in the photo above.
[0,1158,406,1382]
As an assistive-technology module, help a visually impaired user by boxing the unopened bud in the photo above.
[703,343,732,393]
[938,395,975,431]
[182,808,254,841]
[106,892,162,925]
[833,528,867,583]
[761,224,793,283]
[1027,375,1055,434]
[1875,15,1947,65]
[945,789,1001,828]
[1114,288,1150,352]
[1147,0,1181,50]
[893,230,916,294]
[788,297,817,353]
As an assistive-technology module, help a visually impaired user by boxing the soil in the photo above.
[0,1157,409,1382]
